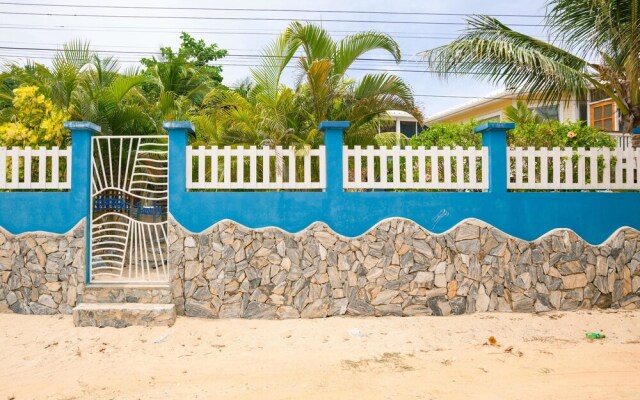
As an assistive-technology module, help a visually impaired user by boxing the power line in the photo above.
[0,25,466,40]
[3,53,585,79]
[0,2,547,18]
[0,10,548,27]
[0,24,473,40]
[0,50,569,102]
[0,44,431,63]
[0,44,598,66]
[0,26,463,38]
[0,54,462,74]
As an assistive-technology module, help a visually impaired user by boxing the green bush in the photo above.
[410,120,616,149]
[410,121,481,149]
[507,121,616,149]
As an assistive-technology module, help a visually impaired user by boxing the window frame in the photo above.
[588,98,617,131]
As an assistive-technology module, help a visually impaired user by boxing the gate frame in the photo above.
[88,134,170,284]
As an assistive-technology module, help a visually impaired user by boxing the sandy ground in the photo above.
[0,311,639,400]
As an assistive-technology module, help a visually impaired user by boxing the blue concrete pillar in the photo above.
[319,121,350,194]
[163,121,195,213]
[63,121,100,206]
[63,121,101,284]
[474,122,515,193]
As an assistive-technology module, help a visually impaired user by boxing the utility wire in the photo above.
[0,24,466,40]
[0,10,548,27]
[0,53,486,74]
[1,50,593,80]
[0,2,547,18]
[0,54,571,102]
[0,45,447,63]
[0,45,597,66]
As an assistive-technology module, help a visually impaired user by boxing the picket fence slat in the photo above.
[0,146,71,190]
[187,145,326,190]
[507,147,640,190]
[343,145,489,190]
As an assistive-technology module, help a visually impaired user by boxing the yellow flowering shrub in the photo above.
[0,86,70,148]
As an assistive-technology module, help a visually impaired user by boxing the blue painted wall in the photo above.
[0,122,99,234]
[2,120,640,245]
[166,121,640,244]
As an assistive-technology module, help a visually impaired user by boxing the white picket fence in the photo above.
[0,146,71,190]
[608,132,633,150]
[343,146,489,190]
[508,147,640,190]
[187,145,326,189]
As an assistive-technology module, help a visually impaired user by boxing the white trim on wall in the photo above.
[476,111,503,122]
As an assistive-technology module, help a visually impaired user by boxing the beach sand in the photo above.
[1,310,639,400]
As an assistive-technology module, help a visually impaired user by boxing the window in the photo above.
[578,101,588,123]
[590,100,615,131]
[531,105,560,121]
[400,121,418,137]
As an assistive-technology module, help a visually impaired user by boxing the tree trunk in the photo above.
[621,106,640,147]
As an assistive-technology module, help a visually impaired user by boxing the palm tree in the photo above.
[4,40,92,113]
[249,22,423,146]
[421,0,640,132]
[74,55,152,135]
[2,41,152,135]
[504,101,543,125]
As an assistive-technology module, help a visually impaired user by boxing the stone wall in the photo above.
[169,217,640,319]
[0,221,85,315]
[3,215,639,319]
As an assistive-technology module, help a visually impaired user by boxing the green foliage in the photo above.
[504,101,543,124]
[216,22,423,148]
[410,121,481,149]
[0,86,70,147]
[0,34,231,138]
[508,121,616,149]
[374,132,410,147]
[421,0,640,132]
[141,32,227,98]
[410,121,616,150]
[1,41,154,135]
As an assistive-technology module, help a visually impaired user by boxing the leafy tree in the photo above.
[141,32,227,102]
[421,0,640,132]
[177,32,228,83]
[0,86,69,147]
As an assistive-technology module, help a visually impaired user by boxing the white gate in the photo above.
[90,136,169,283]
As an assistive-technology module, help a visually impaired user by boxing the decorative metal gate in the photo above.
[90,136,169,283]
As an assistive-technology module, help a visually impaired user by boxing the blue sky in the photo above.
[0,0,550,116]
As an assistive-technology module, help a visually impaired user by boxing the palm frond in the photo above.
[374,131,410,147]
[421,15,592,104]
[283,22,336,62]
[106,75,145,104]
[546,0,639,58]
[52,40,91,72]
[351,73,422,122]
[334,31,401,76]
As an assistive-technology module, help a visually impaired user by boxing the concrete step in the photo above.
[73,303,176,328]
[82,284,173,304]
